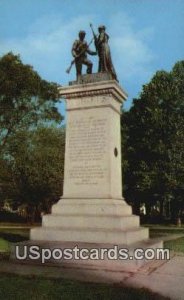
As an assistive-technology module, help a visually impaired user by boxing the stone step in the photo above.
[52,199,132,216]
[42,214,140,230]
[31,226,149,245]
[11,238,163,272]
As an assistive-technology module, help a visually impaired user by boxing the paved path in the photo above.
[1,233,184,299]
[127,255,184,300]
[0,253,184,300]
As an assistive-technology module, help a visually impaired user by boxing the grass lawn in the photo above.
[164,237,184,253]
[0,222,30,227]
[0,238,10,252]
[0,274,170,300]
[148,227,184,238]
[146,225,184,253]
[0,227,29,252]
[0,228,29,242]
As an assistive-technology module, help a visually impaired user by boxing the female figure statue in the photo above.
[95,25,117,81]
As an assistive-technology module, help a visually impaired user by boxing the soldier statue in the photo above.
[66,26,118,81]
[71,30,97,78]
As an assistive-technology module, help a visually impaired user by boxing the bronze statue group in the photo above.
[67,24,117,81]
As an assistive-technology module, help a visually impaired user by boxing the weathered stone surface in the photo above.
[52,199,132,215]
[60,80,127,199]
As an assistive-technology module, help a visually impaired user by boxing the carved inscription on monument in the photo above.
[67,95,108,110]
[67,116,108,186]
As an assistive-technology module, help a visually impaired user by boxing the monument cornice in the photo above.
[58,80,128,104]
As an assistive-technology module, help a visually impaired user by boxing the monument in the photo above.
[15,25,163,272]
[31,74,147,246]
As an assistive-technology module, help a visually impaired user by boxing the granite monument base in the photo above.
[12,75,163,274]
[31,199,149,245]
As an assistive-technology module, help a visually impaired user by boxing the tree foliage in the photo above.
[1,127,65,221]
[0,52,65,219]
[0,52,62,151]
[122,61,184,219]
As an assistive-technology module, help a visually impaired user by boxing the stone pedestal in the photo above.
[28,74,162,271]
[31,75,148,244]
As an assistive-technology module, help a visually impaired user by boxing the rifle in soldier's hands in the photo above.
[90,23,98,51]
[66,37,94,74]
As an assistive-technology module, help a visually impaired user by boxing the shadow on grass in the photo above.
[0,273,170,300]
[0,232,29,243]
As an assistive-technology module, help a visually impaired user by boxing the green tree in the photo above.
[2,126,65,221]
[0,52,62,151]
[0,52,64,217]
[122,61,184,220]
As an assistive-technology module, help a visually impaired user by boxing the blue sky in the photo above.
[0,0,183,118]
